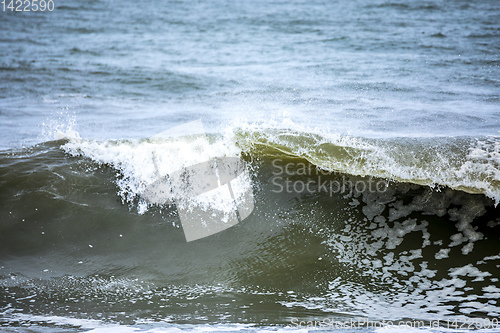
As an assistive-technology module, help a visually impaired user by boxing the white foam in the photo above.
[449,264,492,282]
[316,183,500,323]
[435,249,450,260]
[0,312,306,333]
[61,131,242,216]
[234,120,500,205]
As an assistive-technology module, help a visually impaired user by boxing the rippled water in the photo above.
[1,0,499,332]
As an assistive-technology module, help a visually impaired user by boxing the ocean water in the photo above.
[1,0,500,332]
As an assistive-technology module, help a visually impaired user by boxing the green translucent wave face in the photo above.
[234,128,500,203]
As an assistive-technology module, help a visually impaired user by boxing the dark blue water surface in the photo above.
[1,0,499,149]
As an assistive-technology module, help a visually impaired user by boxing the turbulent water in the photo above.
[1,0,500,332]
